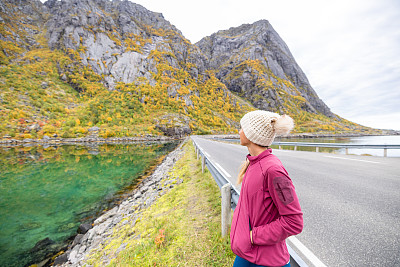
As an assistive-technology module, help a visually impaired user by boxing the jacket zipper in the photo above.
[243,171,254,249]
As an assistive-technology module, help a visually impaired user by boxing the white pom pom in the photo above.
[273,114,294,135]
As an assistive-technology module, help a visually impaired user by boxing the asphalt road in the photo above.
[192,136,400,267]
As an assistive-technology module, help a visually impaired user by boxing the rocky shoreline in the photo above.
[31,138,187,267]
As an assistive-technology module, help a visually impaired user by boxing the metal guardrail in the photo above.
[272,142,400,157]
[273,142,400,149]
[193,138,240,210]
[191,137,308,267]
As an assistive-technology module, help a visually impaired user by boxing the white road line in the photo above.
[214,162,232,178]
[275,149,292,152]
[287,236,328,267]
[323,155,380,164]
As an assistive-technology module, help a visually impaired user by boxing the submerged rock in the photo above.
[30,237,54,253]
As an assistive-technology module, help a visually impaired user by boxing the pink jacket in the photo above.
[230,149,303,266]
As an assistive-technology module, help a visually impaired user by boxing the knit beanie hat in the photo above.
[240,110,294,147]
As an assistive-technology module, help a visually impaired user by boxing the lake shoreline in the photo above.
[2,130,399,147]
[0,135,182,147]
[30,138,187,267]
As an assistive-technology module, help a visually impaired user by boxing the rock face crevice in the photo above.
[43,0,189,89]
[196,20,334,117]
[47,0,208,89]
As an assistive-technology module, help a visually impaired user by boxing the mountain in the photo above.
[195,20,371,133]
[196,20,333,117]
[0,0,378,140]
[0,0,253,139]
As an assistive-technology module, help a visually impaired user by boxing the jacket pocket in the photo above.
[246,214,254,252]
[234,212,253,254]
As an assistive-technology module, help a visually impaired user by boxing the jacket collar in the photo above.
[247,148,272,164]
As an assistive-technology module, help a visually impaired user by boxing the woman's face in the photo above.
[239,129,250,146]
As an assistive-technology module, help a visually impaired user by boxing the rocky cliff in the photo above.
[44,0,207,90]
[0,0,376,139]
[196,20,334,118]
[0,0,253,139]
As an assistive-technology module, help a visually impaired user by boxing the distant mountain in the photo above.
[0,0,378,139]
[196,20,333,117]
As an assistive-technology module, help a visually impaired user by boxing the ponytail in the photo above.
[237,158,250,185]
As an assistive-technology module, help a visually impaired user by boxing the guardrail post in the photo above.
[316,147,319,153]
[384,148,387,157]
[221,183,231,237]
[279,145,282,150]
[346,148,349,155]
[294,145,297,151]
[201,155,205,173]
[196,147,199,160]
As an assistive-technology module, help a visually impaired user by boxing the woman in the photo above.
[230,110,303,267]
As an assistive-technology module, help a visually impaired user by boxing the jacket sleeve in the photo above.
[252,166,303,246]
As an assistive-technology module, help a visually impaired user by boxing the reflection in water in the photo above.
[0,141,179,267]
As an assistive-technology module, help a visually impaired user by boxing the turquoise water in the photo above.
[0,141,179,267]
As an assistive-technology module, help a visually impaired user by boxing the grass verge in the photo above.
[86,140,235,266]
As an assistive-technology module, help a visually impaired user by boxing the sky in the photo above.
[40,0,400,130]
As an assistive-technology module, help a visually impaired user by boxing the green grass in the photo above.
[85,141,235,266]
